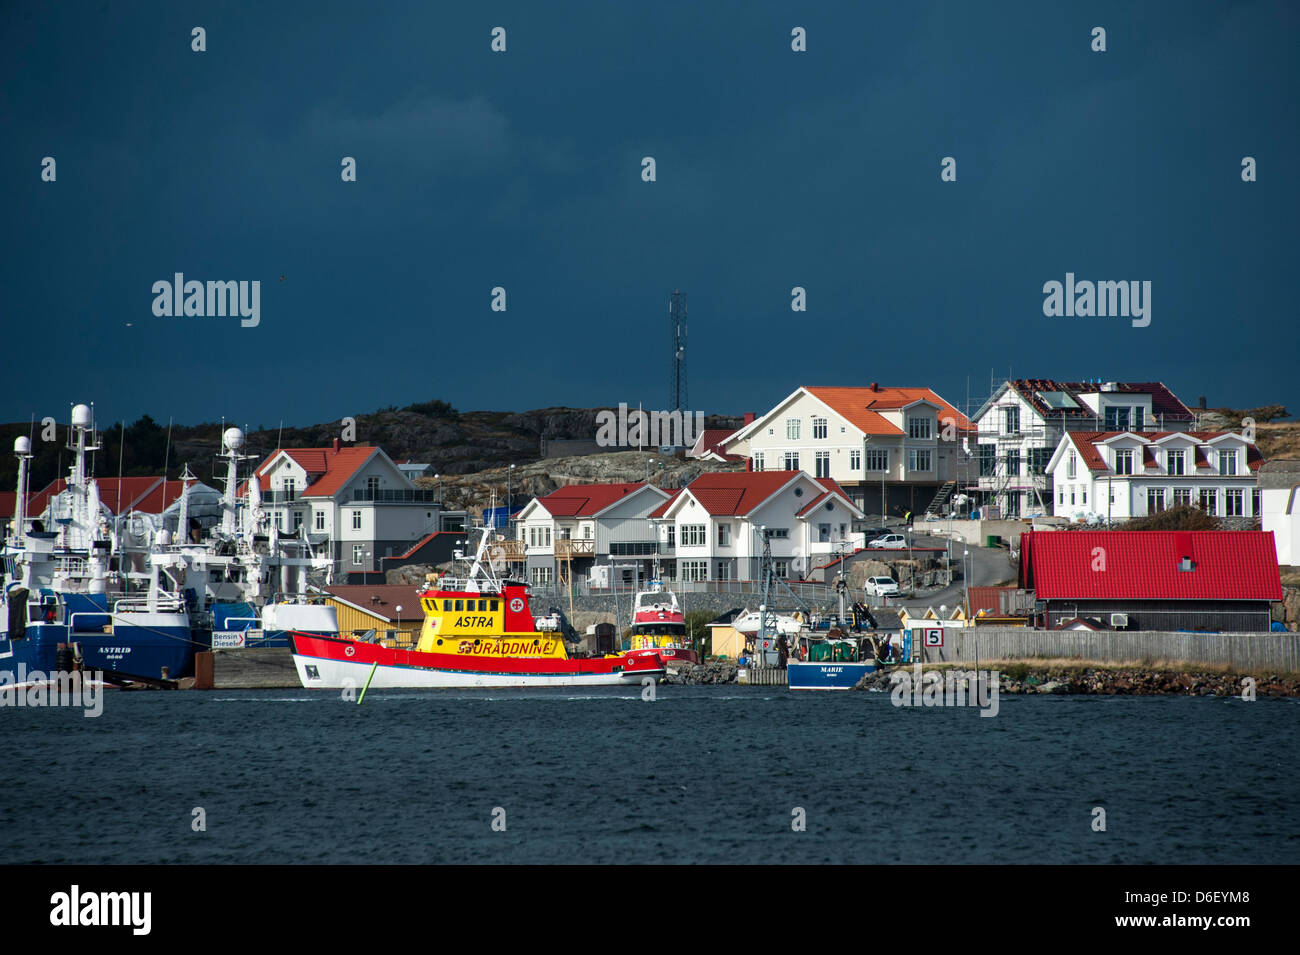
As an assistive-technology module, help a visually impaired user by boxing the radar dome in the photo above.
[71,404,92,428]
[14,436,31,454]
[223,427,245,451]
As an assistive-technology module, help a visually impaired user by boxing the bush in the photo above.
[1116,504,1219,532]
[404,399,457,417]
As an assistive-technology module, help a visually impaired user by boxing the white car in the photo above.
[868,534,907,549]
[864,576,900,597]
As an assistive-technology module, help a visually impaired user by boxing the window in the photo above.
[666,525,675,548]
[1058,488,1064,505]
[753,452,765,471]
[1219,450,1238,475]
[680,560,708,582]
[366,476,380,494]
[352,510,362,530]
[1199,489,1217,515]
[717,524,730,547]
[293,511,304,530]
[314,511,325,531]
[812,418,827,439]
[1225,488,1244,516]
[866,449,888,472]
[785,418,801,440]
[908,417,932,439]
[1029,448,1051,475]
[1082,489,1087,505]
[1173,487,1192,507]
[978,444,995,477]
[1133,407,1145,431]
[1004,407,1020,435]
[1104,406,1130,431]
[1114,449,1133,475]
[773,560,789,578]
[766,528,790,539]
[817,523,831,543]
[908,449,932,472]
[1070,489,1075,505]
[1147,487,1165,513]
[530,567,553,586]
[1066,452,1077,480]
[352,545,364,565]
[815,451,830,477]
[1167,449,1185,475]
[283,478,297,500]
[1005,450,1020,478]
[1252,488,1260,516]
[849,449,861,471]
[715,562,731,581]
[782,451,800,471]
[681,524,706,547]
[1006,492,1020,518]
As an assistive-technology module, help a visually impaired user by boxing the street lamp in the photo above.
[396,604,403,644]
[435,473,442,507]
[507,464,516,520]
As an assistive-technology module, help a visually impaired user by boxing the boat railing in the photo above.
[113,593,186,614]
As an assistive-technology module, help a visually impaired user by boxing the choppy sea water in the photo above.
[2,687,1297,864]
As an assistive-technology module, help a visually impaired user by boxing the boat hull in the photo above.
[787,660,877,691]
[289,632,666,689]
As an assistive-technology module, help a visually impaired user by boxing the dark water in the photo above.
[3,687,1297,864]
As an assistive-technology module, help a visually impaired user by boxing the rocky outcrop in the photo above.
[662,661,738,685]
[852,664,1300,696]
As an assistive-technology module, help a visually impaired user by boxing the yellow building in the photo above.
[322,584,423,648]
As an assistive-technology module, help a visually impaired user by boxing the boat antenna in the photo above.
[117,419,126,513]
[162,416,173,509]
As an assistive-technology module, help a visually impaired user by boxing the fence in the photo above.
[528,578,838,600]
[919,628,1300,672]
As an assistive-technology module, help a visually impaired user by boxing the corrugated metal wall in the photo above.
[1045,599,1274,633]
[325,599,420,648]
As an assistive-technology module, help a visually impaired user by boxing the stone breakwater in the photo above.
[662,662,739,685]
[852,665,1300,697]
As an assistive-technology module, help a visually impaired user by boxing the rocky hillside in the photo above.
[0,401,744,491]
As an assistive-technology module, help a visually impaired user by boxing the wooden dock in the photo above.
[737,666,788,686]
[195,649,300,689]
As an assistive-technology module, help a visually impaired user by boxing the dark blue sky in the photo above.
[3,1,1296,430]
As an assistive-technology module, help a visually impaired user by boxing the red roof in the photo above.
[0,491,15,520]
[537,482,656,517]
[1063,432,1264,473]
[967,586,1018,615]
[690,429,743,461]
[1007,380,1194,423]
[323,585,424,622]
[648,488,683,518]
[25,476,180,516]
[805,386,973,436]
[678,471,800,516]
[1020,530,1282,601]
[253,445,378,497]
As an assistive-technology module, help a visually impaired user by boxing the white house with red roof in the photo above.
[654,470,864,582]
[1045,430,1264,523]
[970,379,1196,518]
[252,439,462,580]
[722,384,973,518]
[513,482,672,587]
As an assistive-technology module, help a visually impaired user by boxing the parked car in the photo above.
[868,533,907,549]
[864,576,900,597]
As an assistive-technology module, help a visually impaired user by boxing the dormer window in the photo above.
[1219,450,1238,475]
[908,417,932,439]
[1114,449,1133,475]
[1167,449,1185,475]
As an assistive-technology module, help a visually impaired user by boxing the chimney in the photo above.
[746,457,753,472]
[333,437,341,452]
[743,412,755,425]
[870,382,880,392]
[1197,396,1206,410]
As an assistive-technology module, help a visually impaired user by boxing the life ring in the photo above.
[509,597,525,613]
[658,611,666,619]
[344,646,355,657]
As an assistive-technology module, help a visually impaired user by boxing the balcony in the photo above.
[350,489,439,503]
[493,540,527,560]
[554,539,596,558]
